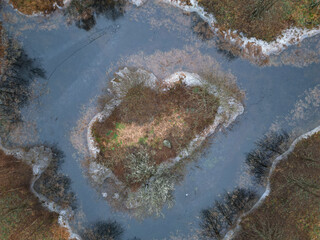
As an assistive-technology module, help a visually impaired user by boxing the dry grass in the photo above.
[9,0,64,15]
[236,132,320,240]
[198,0,320,42]
[0,150,70,240]
[92,83,219,188]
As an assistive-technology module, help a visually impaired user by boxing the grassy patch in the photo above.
[92,82,219,189]
[236,132,320,240]
[197,0,320,41]
[0,150,70,240]
[9,0,64,15]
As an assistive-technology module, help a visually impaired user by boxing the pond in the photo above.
[1,0,320,239]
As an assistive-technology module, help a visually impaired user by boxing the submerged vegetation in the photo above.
[197,0,320,41]
[236,131,320,240]
[0,150,70,239]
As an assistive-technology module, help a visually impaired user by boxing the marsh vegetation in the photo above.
[9,0,64,15]
[92,82,219,189]
[197,0,320,41]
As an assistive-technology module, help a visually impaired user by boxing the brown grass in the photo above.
[236,132,320,240]
[9,0,64,15]
[92,82,219,188]
[197,0,320,42]
[0,150,71,240]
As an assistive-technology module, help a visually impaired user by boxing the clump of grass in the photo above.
[125,147,156,185]
[126,165,180,218]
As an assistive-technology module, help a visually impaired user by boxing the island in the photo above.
[87,67,244,218]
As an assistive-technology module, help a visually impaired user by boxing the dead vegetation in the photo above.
[236,132,320,240]
[92,82,219,189]
[0,150,70,240]
[9,0,64,15]
[197,0,320,41]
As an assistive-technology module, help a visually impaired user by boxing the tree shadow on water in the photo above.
[65,0,126,31]
[245,130,289,184]
[81,220,124,240]
[33,144,77,210]
[199,187,258,240]
[0,32,46,140]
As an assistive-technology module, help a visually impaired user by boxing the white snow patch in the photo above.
[163,0,320,56]
[130,0,147,7]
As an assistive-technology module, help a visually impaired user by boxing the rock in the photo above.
[163,140,172,149]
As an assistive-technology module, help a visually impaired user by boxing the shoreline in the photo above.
[163,0,320,57]
[0,139,81,240]
[87,69,244,187]
[223,124,320,240]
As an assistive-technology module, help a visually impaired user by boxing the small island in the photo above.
[87,67,244,217]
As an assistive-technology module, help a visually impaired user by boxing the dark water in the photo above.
[2,1,320,239]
